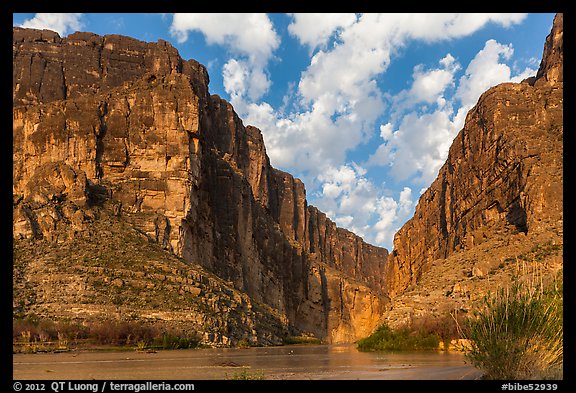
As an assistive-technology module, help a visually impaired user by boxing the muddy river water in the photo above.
[13,344,482,380]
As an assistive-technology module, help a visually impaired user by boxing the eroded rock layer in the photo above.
[384,13,563,298]
[13,27,388,344]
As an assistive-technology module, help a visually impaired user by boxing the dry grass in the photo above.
[460,269,563,379]
[13,317,201,352]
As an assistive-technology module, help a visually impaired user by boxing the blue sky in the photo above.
[13,13,556,250]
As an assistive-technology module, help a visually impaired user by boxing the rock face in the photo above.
[13,208,290,347]
[13,27,388,344]
[535,13,563,88]
[384,13,563,299]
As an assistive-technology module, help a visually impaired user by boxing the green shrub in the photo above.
[155,333,200,349]
[357,323,440,351]
[283,336,322,345]
[464,277,563,379]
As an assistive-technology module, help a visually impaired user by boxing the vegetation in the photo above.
[407,312,467,349]
[283,335,322,345]
[357,323,440,351]
[155,332,200,350]
[13,317,201,353]
[462,273,563,380]
[356,311,468,352]
[518,242,562,262]
[13,208,253,352]
[226,368,266,380]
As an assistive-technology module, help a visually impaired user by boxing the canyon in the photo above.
[12,14,563,346]
[382,13,563,326]
[13,26,388,345]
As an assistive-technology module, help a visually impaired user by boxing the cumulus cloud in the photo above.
[410,66,455,103]
[223,59,272,101]
[313,164,415,246]
[170,13,279,62]
[18,13,84,36]
[288,13,357,52]
[373,187,414,246]
[368,55,463,184]
[455,39,514,107]
[237,88,383,177]
[252,14,527,179]
[170,13,279,101]
[389,54,461,122]
[510,66,538,83]
[410,56,460,104]
[369,13,526,43]
[170,13,530,249]
[369,37,537,189]
[370,110,458,185]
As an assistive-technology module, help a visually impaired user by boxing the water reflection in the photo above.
[13,344,482,380]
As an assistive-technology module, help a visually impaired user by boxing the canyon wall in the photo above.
[384,13,563,298]
[13,27,388,343]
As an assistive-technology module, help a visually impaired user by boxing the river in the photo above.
[13,344,482,380]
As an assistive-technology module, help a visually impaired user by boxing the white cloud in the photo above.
[19,13,84,36]
[170,13,530,249]
[252,14,526,179]
[313,164,415,247]
[373,197,400,246]
[373,190,415,247]
[380,123,394,140]
[377,13,526,43]
[170,13,279,63]
[370,110,458,185]
[439,53,457,68]
[222,59,248,97]
[389,54,461,122]
[238,89,383,176]
[170,13,279,101]
[369,37,536,189]
[371,186,415,246]
[368,55,463,184]
[455,39,515,108]
[398,187,414,216]
[315,165,377,235]
[410,63,458,104]
[288,13,357,52]
[223,59,271,102]
[510,66,538,83]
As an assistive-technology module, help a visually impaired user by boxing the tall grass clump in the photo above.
[463,274,562,379]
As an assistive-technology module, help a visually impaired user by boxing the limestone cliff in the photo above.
[384,14,563,302]
[13,27,388,344]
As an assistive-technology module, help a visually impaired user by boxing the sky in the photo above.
[12,13,556,250]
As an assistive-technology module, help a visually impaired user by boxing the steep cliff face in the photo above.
[13,27,388,344]
[384,14,563,299]
[535,13,563,88]
[13,28,209,107]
